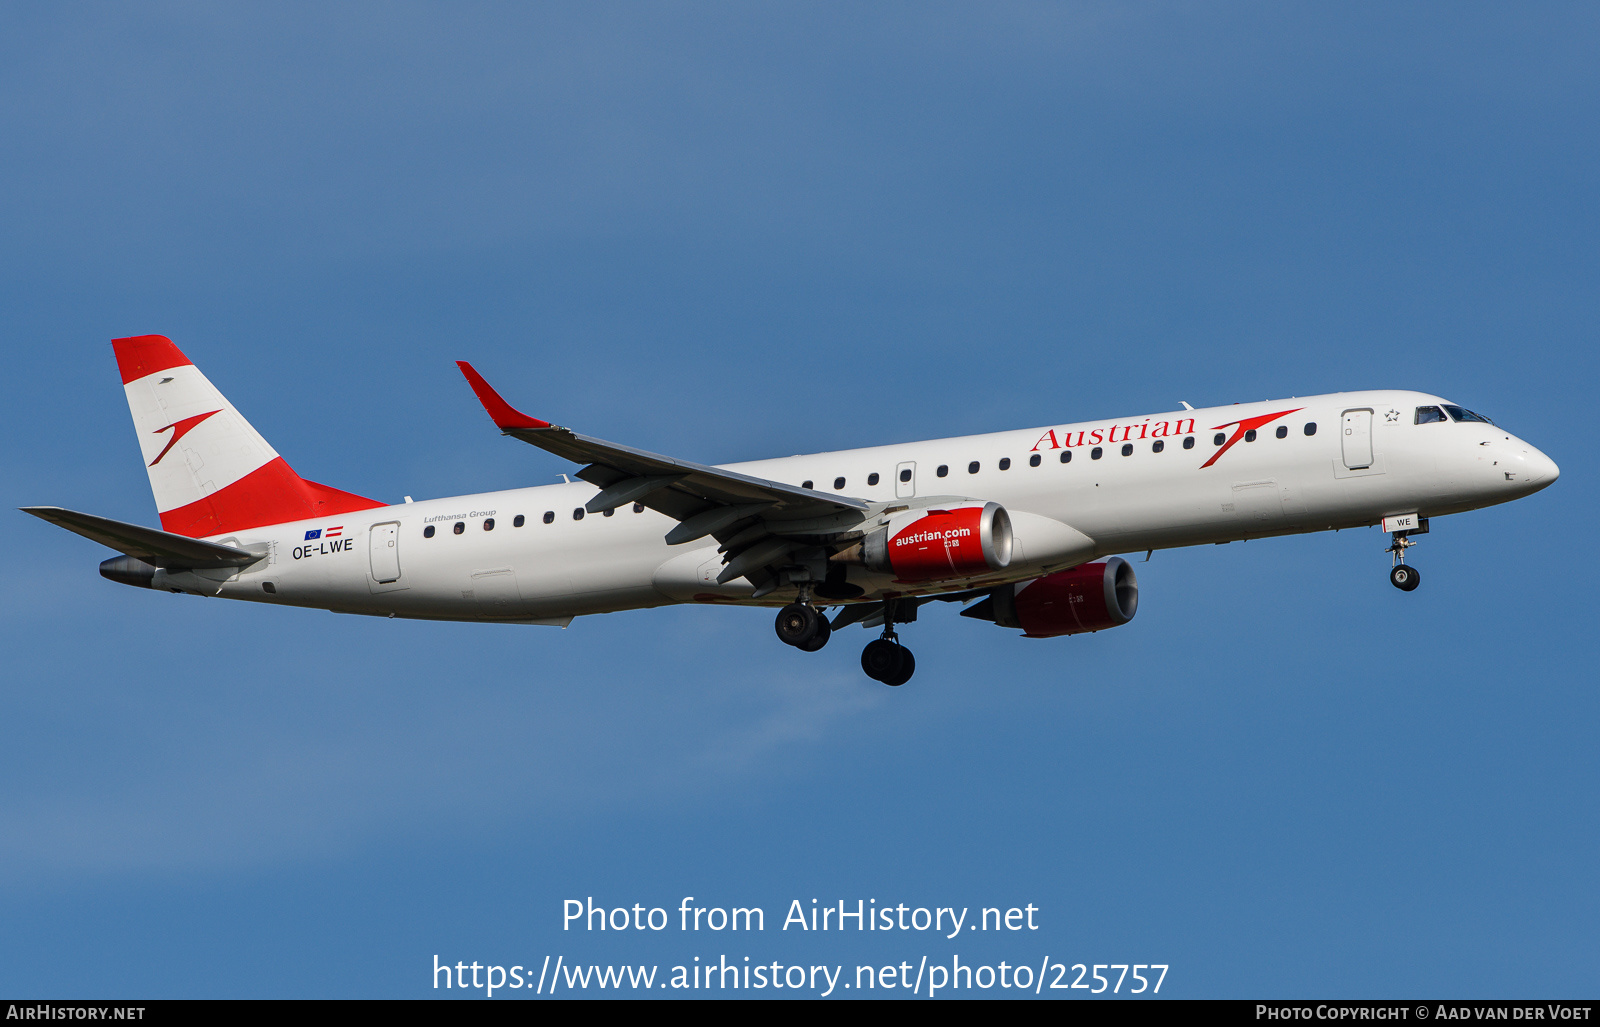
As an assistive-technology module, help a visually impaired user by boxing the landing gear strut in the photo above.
[860,597,916,686]
[1387,530,1422,591]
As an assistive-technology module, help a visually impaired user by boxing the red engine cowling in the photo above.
[963,557,1139,637]
[861,502,1013,583]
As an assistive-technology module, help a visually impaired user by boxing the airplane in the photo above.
[24,335,1559,686]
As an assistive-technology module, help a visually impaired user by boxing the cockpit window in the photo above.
[1442,404,1494,425]
[1415,406,1447,424]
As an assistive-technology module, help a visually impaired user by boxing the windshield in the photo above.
[1442,404,1494,425]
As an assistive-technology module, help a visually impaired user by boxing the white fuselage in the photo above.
[158,391,1558,623]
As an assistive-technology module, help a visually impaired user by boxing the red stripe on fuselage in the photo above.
[114,335,192,385]
[1199,408,1304,469]
[157,457,387,538]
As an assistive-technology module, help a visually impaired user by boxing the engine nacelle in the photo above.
[859,502,1013,583]
[100,555,156,589]
[963,557,1139,637]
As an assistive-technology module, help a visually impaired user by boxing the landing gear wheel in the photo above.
[797,616,831,652]
[1390,564,1421,591]
[775,603,822,647]
[884,647,915,687]
[861,638,915,686]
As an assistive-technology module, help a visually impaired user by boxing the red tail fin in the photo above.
[116,335,387,537]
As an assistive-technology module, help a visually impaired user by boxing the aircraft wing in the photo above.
[457,362,870,549]
[21,506,261,568]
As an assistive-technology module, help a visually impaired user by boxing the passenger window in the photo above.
[936,465,948,477]
[1029,454,1041,467]
[1183,436,1195,449]
[1275,425,1287,438]
[633,503,644,513]
[1304,423,1316,436]
[1091,447,1103,460]
[424,525,435,538]
[900,468,913,481]
[543,511,555,524]
[513,514,525,527]
[1213,433,1226,446]
[603,508,614,517]
[1121,443,1133,456]
[1245,429,1257,442]
[968,461,980,474]
[453,522,465,534]
[573,508,585,520]
[998,458,1011,470]
[1060,450,1072,463]
[483,518,495,531]
[1152,440,1164,453]
[833,477,846,489]
[1415,406,1447,424]
[802,480,813,489]
[867,472,880,486]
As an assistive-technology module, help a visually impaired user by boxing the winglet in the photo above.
[456,361,551,431]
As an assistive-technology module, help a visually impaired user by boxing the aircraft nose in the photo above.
[1526,446,1559,486]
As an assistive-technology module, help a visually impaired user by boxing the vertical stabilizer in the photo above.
[114,335,385,538]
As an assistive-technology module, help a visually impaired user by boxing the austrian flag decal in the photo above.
[304,526,344,541]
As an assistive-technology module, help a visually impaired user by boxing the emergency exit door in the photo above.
[895,461,917,499]
[1341,409,1373,470]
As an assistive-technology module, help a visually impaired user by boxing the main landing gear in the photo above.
[774,595,917,686]
[861,635,915,687]
[774,601,831,651]
[1387,528,1423,592]
[858,595,916,686]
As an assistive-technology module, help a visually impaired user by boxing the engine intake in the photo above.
[962,557,1138,637]
[858,502,1012,583]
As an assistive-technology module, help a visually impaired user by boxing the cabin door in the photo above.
[369,522,401,583]
[1341,409,1373,470]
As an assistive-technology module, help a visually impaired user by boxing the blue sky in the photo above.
[2,2,1595,998]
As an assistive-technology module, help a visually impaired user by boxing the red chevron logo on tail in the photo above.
[149,410,221,467]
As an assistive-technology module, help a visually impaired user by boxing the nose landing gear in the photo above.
[1386,523,1425,591]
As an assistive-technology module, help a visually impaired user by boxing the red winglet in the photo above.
[456,361,551,430]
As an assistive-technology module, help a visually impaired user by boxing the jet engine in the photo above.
[100,555,157,589]
[847,502,1013,583]
[962,557,1138,637]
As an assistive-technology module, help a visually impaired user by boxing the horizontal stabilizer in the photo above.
[20,506,261,569]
